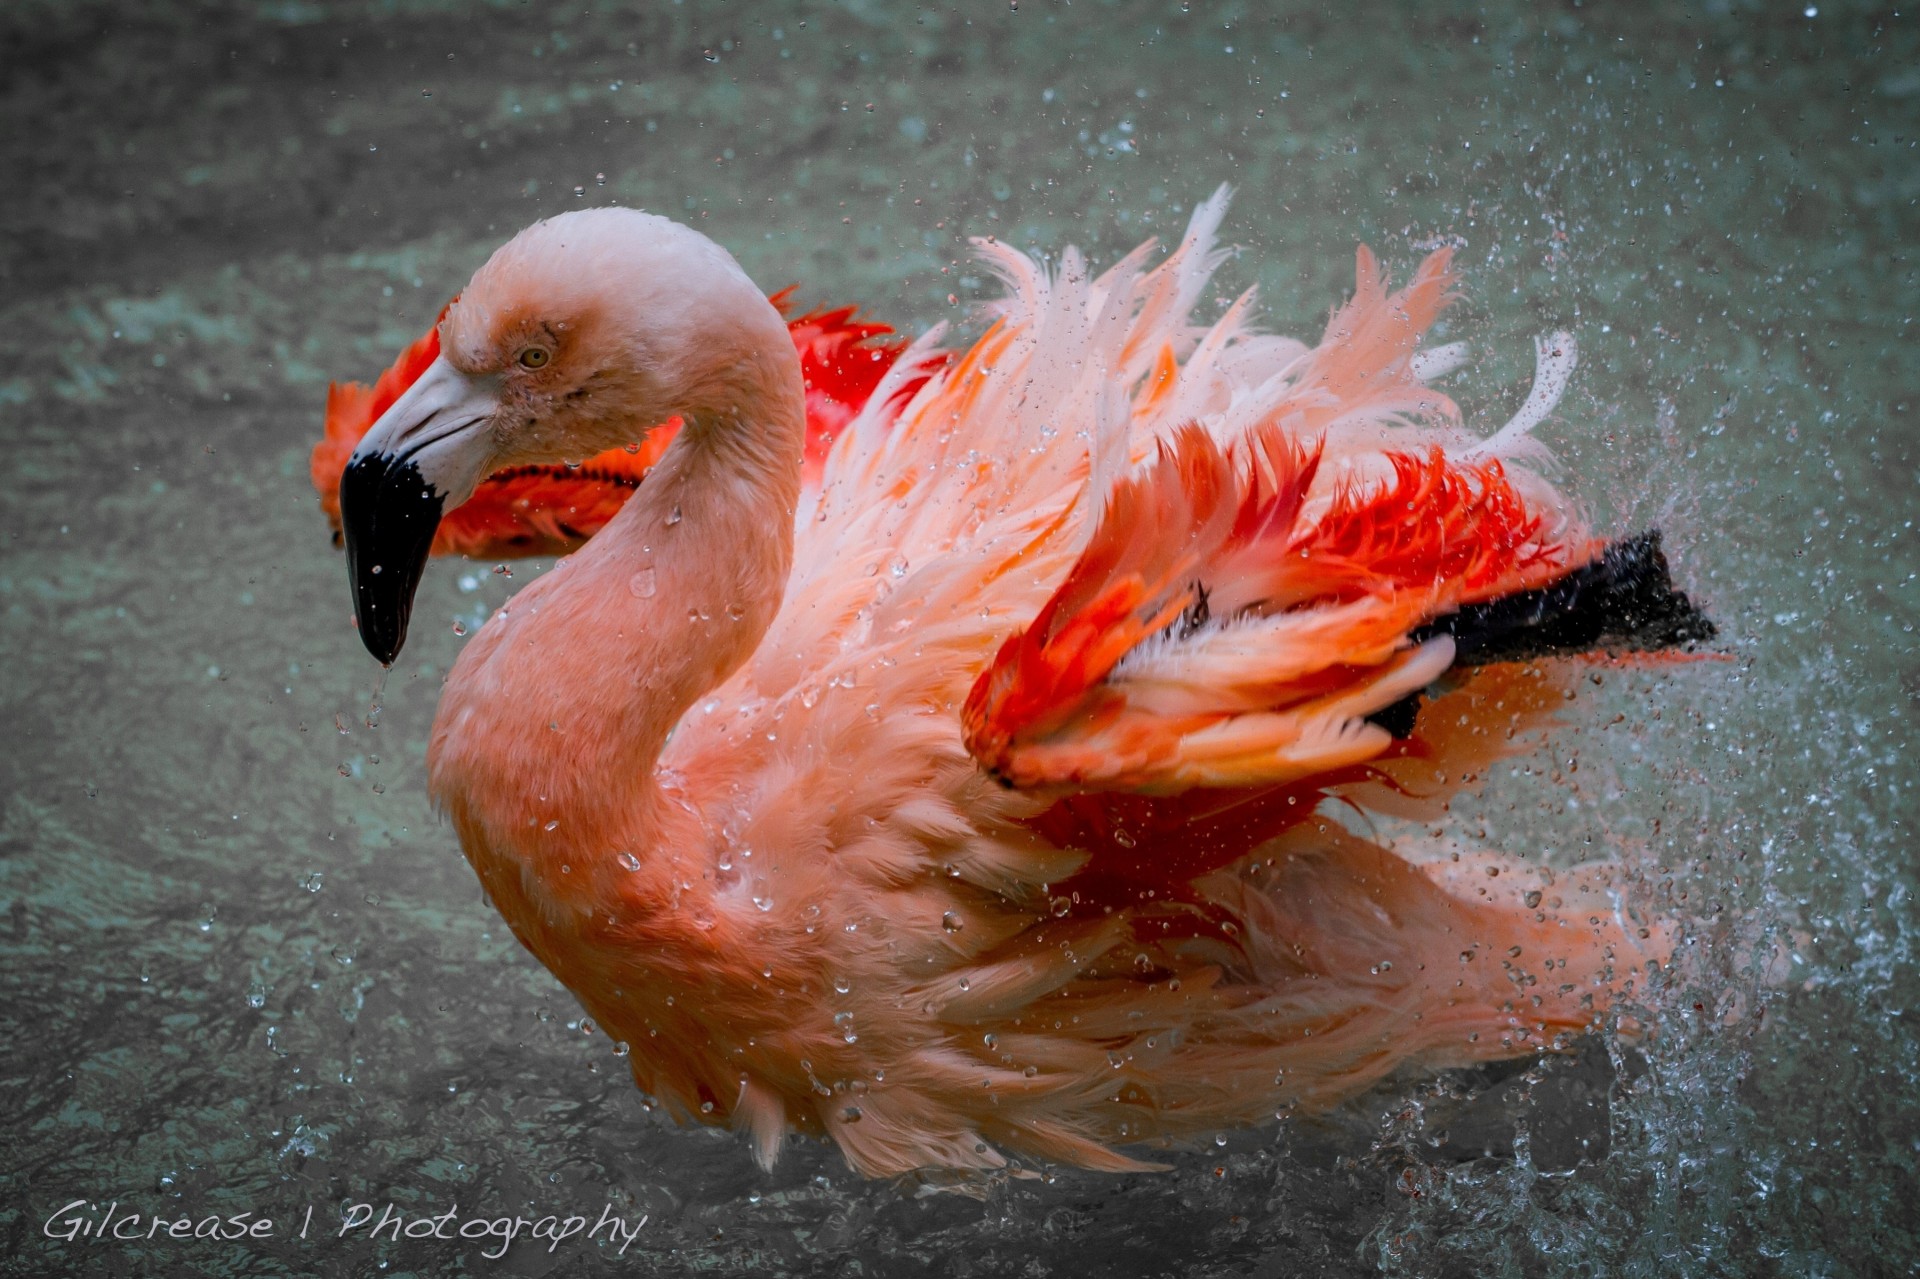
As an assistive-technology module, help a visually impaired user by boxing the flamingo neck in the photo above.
[429,343,805,900]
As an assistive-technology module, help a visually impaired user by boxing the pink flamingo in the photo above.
[335,189,1709,1176]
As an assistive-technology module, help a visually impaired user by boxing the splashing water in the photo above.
[1,2,1914,1276]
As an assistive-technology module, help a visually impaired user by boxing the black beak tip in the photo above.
[340,452,447,666]
[357,615,405,668]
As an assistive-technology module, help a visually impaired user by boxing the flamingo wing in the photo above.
[310,292,935,559]
[961,428,1603,794]
[645,195,1708,1176]
[655,186,1715,948]
[692,190,1703,815]
[661,193,1548,946]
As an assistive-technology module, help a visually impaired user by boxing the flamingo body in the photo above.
[329,193,1706,1177]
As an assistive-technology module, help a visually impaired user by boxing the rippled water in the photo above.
[4,2,1915,1274]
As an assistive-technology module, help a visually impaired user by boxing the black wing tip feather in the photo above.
[1415,528,1715,666]
[1367,530,1715,737]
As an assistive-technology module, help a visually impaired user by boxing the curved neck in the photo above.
[429,341,805,888]
[587,393,806,769]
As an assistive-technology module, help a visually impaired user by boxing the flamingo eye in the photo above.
[518,346,551,369]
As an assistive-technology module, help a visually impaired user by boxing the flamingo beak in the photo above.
[340,357,501,664]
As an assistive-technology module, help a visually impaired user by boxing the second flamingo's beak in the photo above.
[340,357,501,664]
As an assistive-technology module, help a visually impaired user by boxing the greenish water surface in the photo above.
[2,1,1915,1274]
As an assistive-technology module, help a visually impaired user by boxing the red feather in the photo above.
[962,422,1586,793]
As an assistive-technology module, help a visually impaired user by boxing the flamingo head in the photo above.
[339,207,790,664]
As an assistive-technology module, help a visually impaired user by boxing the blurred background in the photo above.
[2,1,1915,1274]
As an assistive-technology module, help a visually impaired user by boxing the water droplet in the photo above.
[833,976,851,994]
[544,819,560,832]
[450,619,466,635]
[1112,828,1137,849]
[665,504,683,526]
[841,1104,863,1122]
[1049,896,1071,917]
[752,894,773,912]
[613,1040,630,1057]
[1523,890,1544,909]
[941,910,964,933]
[726,602,747,620]
[630,567,657,598]
[616,851,641,872]
[300,871,324,893]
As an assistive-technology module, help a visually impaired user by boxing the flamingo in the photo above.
[332,188,1711,1177]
